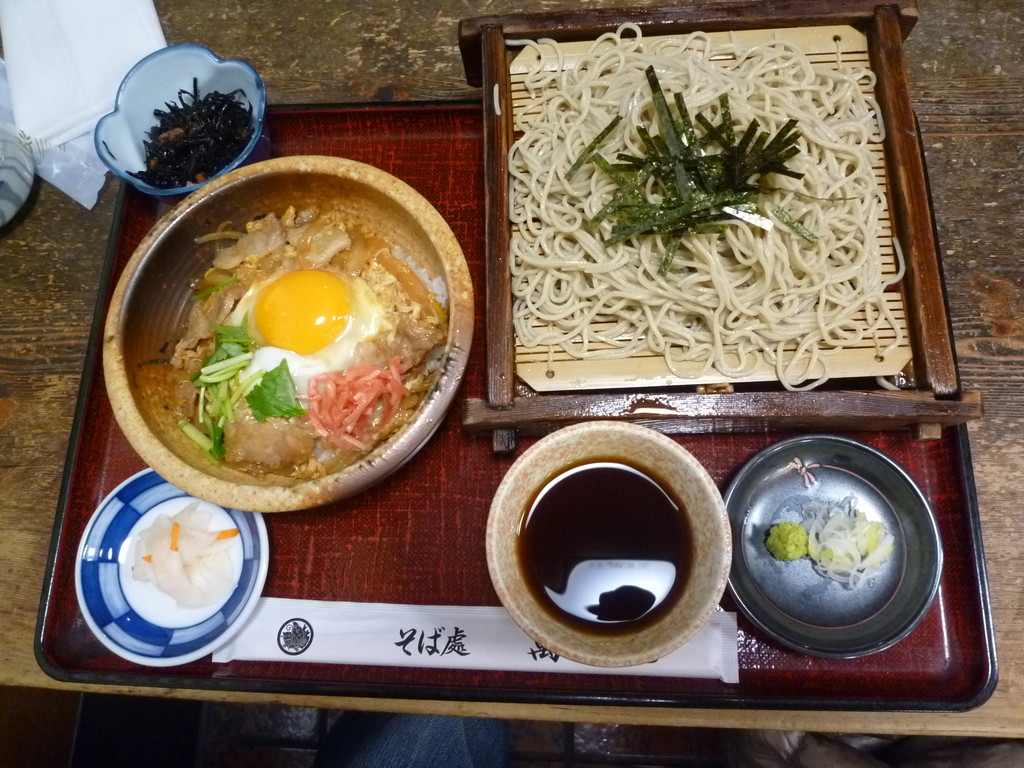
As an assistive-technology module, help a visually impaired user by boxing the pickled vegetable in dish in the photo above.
[132,501,240,608]
[170,205,447,478]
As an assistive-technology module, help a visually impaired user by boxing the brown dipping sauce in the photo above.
[517,460,690,634]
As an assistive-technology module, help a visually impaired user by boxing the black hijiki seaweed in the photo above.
[129,77,254,189]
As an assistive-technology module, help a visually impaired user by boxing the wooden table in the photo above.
[2,0,1021,737]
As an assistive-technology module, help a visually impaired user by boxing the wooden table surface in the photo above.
[2,0,1022,736]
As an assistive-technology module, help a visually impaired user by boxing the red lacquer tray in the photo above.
[36,103,996,710]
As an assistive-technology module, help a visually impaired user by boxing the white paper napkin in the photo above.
[0,0,166,150]
[0,58,105,208]
[212,598,740,683]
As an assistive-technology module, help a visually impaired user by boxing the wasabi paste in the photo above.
[765,521,809,561]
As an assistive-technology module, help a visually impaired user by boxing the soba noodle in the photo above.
[507,25,904,391]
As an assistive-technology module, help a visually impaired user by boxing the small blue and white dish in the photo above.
[75,468,269,667]
[94,43,267,198]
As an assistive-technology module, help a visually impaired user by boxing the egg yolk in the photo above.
[254,270,350,354]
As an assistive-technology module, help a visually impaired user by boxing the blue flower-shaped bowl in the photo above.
[94,43,267,198]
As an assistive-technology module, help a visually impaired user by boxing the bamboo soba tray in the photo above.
[507,25,911,391]
[458,0,982,450]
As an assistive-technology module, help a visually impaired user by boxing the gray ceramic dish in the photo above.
[725,434,942,658]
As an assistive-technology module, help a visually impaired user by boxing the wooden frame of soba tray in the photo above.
[458,0,982,451]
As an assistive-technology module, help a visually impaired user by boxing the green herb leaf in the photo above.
[245,360,306,422]
[180,321,258,462]
[207,420,226,460]
[195,274,238,300]
[178,419,224,463]
[209,321,256,361]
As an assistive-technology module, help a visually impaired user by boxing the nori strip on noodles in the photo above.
[565,114,623,180]
[130,78,254,189]
[582,66,806,274]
